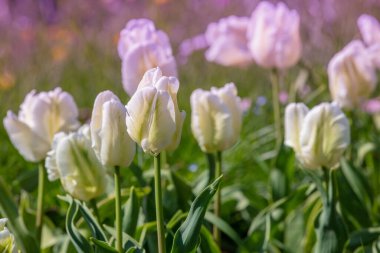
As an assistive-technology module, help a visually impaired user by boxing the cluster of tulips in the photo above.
[2,1,380,252]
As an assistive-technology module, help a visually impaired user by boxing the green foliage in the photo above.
[171,176,221,253]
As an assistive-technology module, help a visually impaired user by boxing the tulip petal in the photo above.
[100,100,136,167]
[284,103,309,154]
[144,90,176,155]
[126,86,157,147]
[3,111,50,162]
[91,90,121,153]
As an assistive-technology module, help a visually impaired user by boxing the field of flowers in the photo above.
[1,0,380,252]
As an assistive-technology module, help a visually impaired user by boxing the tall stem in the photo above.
[213,151,222,247]
[36,162,45,249]
[206,153,216,184]
[270,69,282,152]
[154,154,166,253]
[114,166,123,253]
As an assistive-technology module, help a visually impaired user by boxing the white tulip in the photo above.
[191,83,242,153]
[91,91,135,167]
[285,102,350,169]
[45,126,107,201]
[125,68,185,155]
[0,219,17,253]
[118,19,177,96]
[247,1,302,69]
[328,40,377,108]
[3,87,79,162]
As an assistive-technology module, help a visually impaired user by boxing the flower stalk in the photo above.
[154,153,166,253]
[270,69,282,152]
[213,151,222,247]
[114,166,123,253]
[36,161,45,249]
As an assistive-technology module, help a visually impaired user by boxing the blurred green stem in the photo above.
[154,154,166,253]
[36,161,45,249]
[114,166,122,253]
[213,151,222,247]
[206,153,216,184]
[270,69,282,152]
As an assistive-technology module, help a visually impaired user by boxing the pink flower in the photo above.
[357,14,380,47]
[118,19,177,96]
[361,98,380,114]
[205,16,253,67]
[247,1,302,69]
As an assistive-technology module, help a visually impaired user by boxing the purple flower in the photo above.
[118,19,177,96]
[247,1,302,69]
[205,16,253,67]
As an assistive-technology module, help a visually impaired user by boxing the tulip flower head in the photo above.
[118,19,177,96]
[191,83,242,153]
[3,87,79,162]
[91,91,136,167]
[285,102,350,169]
[125,67,186,156]
[328,40,377,109]
[45,125,107,201]
[205,16,253,67]
[0,219,17,253]
[247,1,302,69]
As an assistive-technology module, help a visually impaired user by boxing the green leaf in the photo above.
[123,186,140,237]
[75,200,107,242]
[199,226,221,253]
[0,177,39,253]
[170,176,222,253]
[170,170,194,211]
[205,212,244,248]
[64,197,93,253]
[346,227,380,251]
[90,237,118,253]
[340,159,373,214]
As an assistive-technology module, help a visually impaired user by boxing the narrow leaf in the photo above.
[123,186,140,237]
[90,237,118,253]
[170,176,222,253]
[65,197,93,253]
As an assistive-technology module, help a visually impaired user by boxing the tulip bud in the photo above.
[3,87,79,162]
[91,91,135,167]
[191,83,242,153]
[118,19,177,96]
[357,14,380,46]
[285,102,350,169]
[45,126,107,201]
[328,40,377,109]
[0,219,17,253]
[125,68,185,155]
[205,16,253,67]
[247,1,302,69]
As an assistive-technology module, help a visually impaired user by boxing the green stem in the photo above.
[36,161,45,249]
[90,199,101,224]
[114,166,123,253]
[154,154,166,253]
[206,153,216,185]
[270,69,282,152]
[213,151,222,247]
